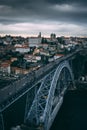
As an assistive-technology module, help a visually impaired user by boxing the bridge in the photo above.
[0,49,86,130]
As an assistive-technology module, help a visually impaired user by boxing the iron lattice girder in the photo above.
[25,60,74,128]
[26,69,56,125]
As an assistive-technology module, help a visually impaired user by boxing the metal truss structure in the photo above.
[25,61,74,130]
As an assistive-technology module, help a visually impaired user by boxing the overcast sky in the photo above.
[0,0,87,37]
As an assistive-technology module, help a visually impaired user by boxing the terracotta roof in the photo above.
[0,63,10,67]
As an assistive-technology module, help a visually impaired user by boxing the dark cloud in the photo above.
[0,0,43,9]
[0,0,87,36]
[46,0,87,5]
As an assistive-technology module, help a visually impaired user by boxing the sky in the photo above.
[0,0,87,37]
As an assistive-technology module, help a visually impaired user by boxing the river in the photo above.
[4,89,87,130]
[51,89,87,130]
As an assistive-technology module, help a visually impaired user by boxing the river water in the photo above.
[51,89,87,130]
[4,89,87,130]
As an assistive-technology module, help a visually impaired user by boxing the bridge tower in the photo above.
[24,61,75,130]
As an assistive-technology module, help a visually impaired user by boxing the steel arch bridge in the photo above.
[24,60,75,130]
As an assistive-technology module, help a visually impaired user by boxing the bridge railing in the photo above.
[0,72,34,104]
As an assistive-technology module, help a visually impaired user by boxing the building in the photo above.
[24,54,41,63]
[0,62,11,74]
[40,49,50,56]
[15,44,30,53]
[11,57,17,62]
[11,67,29,75]
[3,35,12,45]
[41,43,48,50]
[28,37,42,48]
[33,48,40,55]
[50,33,56,39]
[38,32,41,38]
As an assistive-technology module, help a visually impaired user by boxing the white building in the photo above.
[24,54,41,63]
[40,50,50,56]
[0,62,11,74]
[29,37,42,47]
[15,44,30,53]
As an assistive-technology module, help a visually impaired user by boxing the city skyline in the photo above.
[0,0,87,37]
